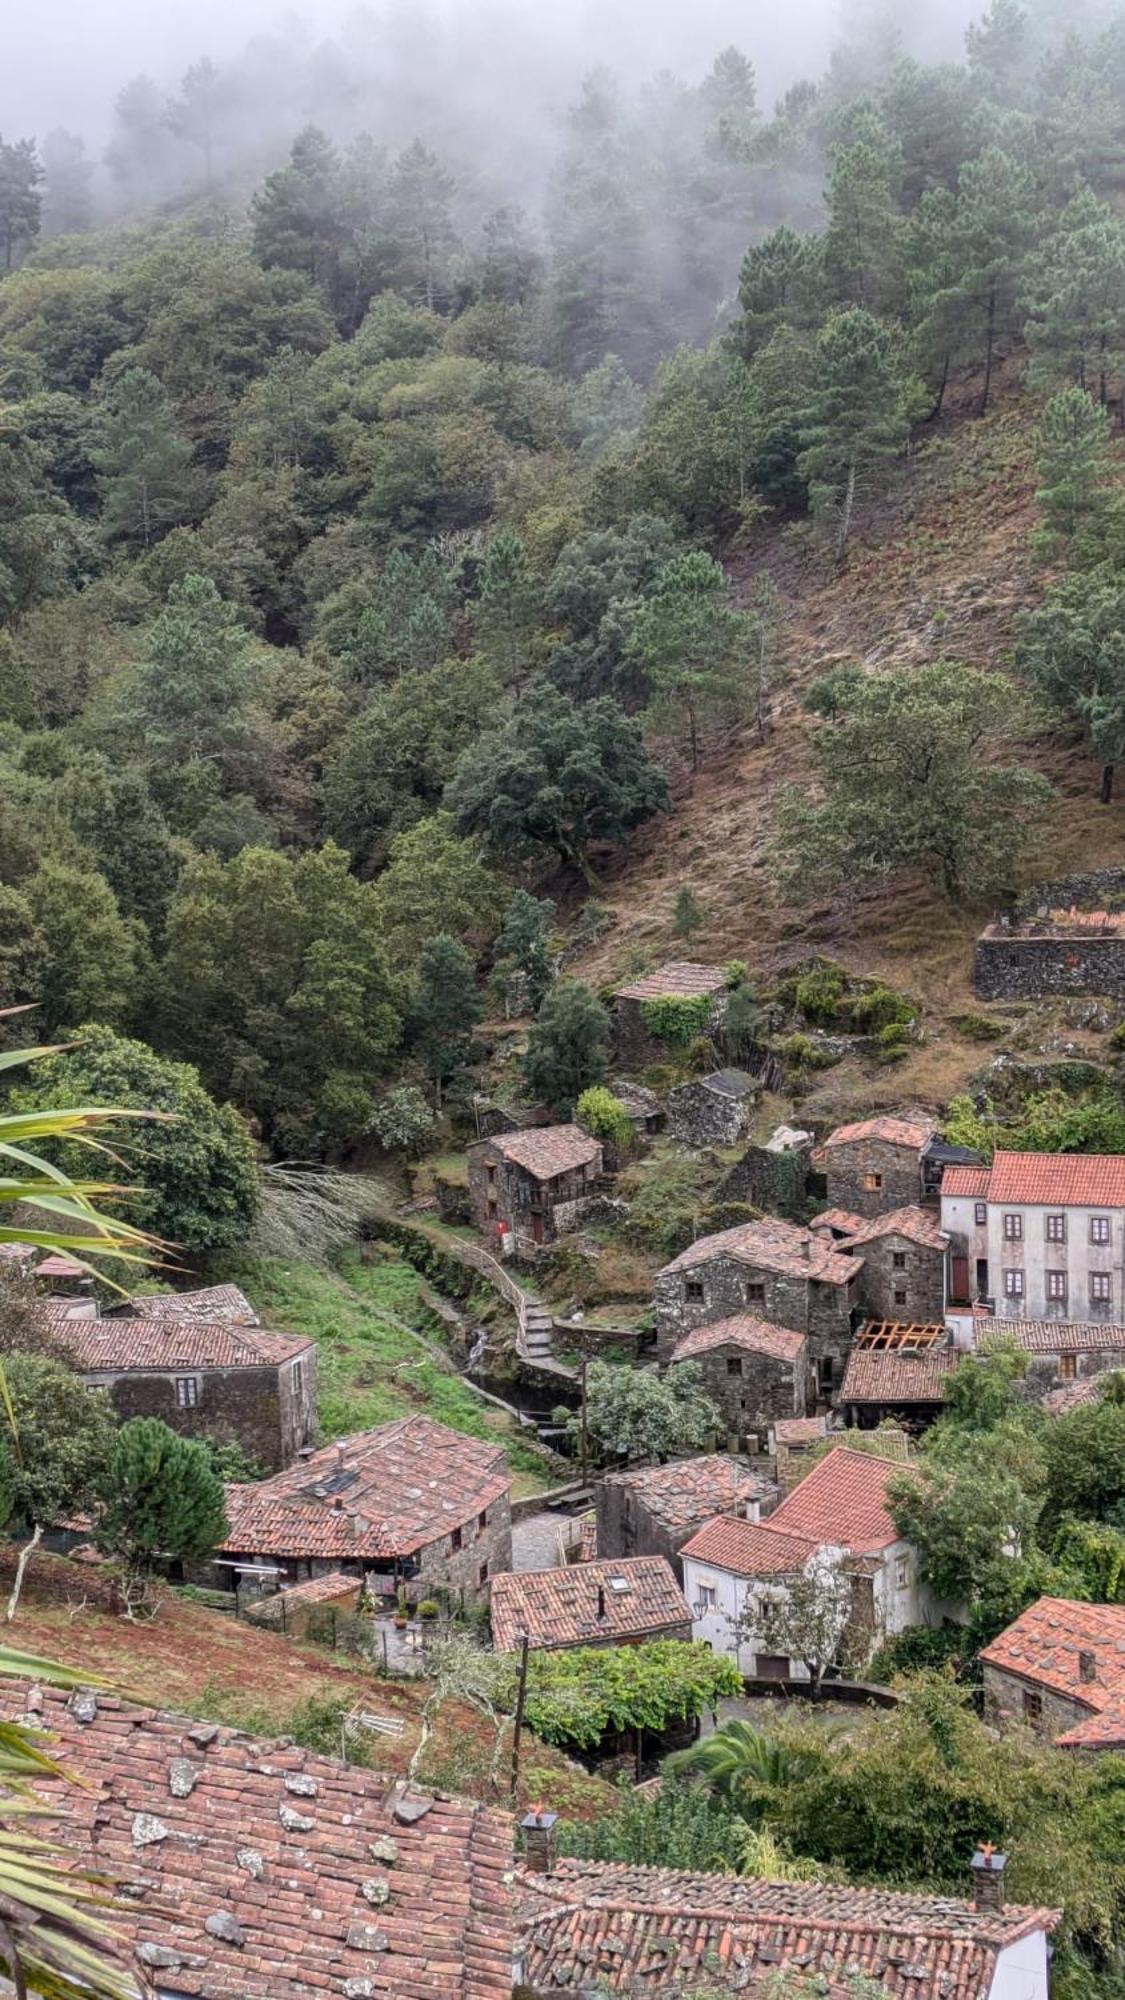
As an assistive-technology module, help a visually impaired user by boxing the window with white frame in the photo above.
[1003,1269,1024,1299]
[175,1376,200,1408]
[1091,1216,1111,1245]
[1045,1214,1066,1244]
[1003,1213,1023,1241]
[1091,1272,1113,1305]
[1046,1270,1067,1302]
[694,1582,717,1613]
[974,1202,987,1225]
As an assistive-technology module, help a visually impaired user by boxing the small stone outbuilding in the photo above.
[838,1341,957,1433]
[814,1116,935,1220]
[837,1206,948,1322]
[668,1315,807,1437]
[489,1555,691,1653]
[596,1456,774,1579]
[467,1124,602,1254]
[611,962,727,1068]
[982,1317,1125,1401]
[654,1218,862,1400]
[980,1596,1125,1749]
[667,1070,757,1147]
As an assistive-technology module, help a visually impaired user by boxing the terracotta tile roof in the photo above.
[489,1556,690,1652]
[35,1253,86,1278]
[822,1115,934,1151]
[670,1315,807,1365]
[810,1207,866,1236]
[601,1457,772,1532]
[840,1347,958,1404]
[514,1859,1059,1999]
[767,1447,909,1553]
[53,1317,312,1373]
[662,1217,862,1287]
[1042,1378,1105,1415]
[772,1416,828,1445]
[1,1683,513,1999]
[245,1572,360,1625]
[983,1150,1125,1208]
[1057,1706,1125,1748]
[614,961,727,1002]
[222,1417,511,1562]
[980,1596,1125,1715]
[942,1165,991,1199]
[841,1205,948,1252]
[483,1123,601,1179]
[130,1284,261,1326]
[987,1317,1125,1354]
[680,1513,820,1576]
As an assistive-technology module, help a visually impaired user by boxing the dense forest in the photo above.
[4,0,1125,1174]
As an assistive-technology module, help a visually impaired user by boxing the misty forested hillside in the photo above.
[4,0,1125,1167]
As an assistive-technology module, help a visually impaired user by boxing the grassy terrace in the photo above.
[221,1247,555,1496]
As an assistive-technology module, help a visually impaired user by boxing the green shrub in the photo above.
[794,962,846,1025]
[851,986,915,1034]
[953,1013,1006,1043]
[640,993,716,1044]
[877,1021,911,1048]
[778,1031,814,1067]
[417,1599,441,1619]
[868,1625,968,1683]
[725,960,749,989]
[576,1085,633,1146]
[1110,1023,1125,1052]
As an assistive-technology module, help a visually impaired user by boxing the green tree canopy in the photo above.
[563,1359,720,1464]
[92,365,196,549]
[1018,565,1125,802]
[95,1418,229,1577]
[408,933,483,1104]
[796,308,920,559]
[524,979,610,1114]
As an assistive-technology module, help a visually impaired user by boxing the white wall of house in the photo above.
[942,1190,1125,1324]
[988,1928,1050,2000]
[684,1538,949,1677]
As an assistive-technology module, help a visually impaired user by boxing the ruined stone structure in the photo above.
[610,962,727,1069]
[974,868,1125,1002]
[668,1317,808,1434]
[814,1116,935,1220]
[715,1127,816,1220]
[654,1218,862,1399]
[467,1125,603,1254]
[667,1069,757,1146]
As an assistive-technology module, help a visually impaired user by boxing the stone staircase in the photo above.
[519,1297,556,1365]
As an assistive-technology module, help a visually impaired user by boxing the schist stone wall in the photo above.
[414,1494,513,1604]
[824,1140,924,1219]
[973,930,1125,1002]
[982,1664,1091,1744]
[857,1235,945,1323]
[716,1144,815,1220]
[655,1255,856,1371]
[86,1353,316,1473]
[666,1081,756,1147]
[690,1341,806,1435]
[1023,1345,1125,1400]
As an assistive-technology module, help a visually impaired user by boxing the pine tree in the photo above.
[624,550,749,770]
[387,141,458,312]
[164,57,230,190]
[477,531,540,687]
[40,129,93,237]
[0,135,42,272]
[673,886,705,939]
[1035,386,1110,551]
[252,127,345,298]
[950,147,1037,416]
[96,1419,229,1581]
[1023,188,1125,400]
[409,934,483,1104]
[93,367,195,549]
[823,117,904,315]
[797,309,919,560]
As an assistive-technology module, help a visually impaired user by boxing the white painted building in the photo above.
[942,1151,1125,1328]
[681,1445,949,1678]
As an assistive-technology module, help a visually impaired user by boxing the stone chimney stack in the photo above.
[597,1584,606,1620]
[1079,1648,1097,1684]
[970,1845,1006,1913]
[521,1809,558,1875]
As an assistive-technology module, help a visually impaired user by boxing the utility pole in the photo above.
[579,1355,589,1487]
[510,1631,530,1799]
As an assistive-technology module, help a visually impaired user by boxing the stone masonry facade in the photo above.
[88,1353,316,1474]
[823,1138,925,1219]
[414,1494,514,1605]
[467,1137,601,1253]
[666,1077,756,1147]
[693,1339,805,1434]
[973,929,1125,1002]
[982,1663,1094,1743]
[654,1254,857,1386]
[854,1232,945,1323]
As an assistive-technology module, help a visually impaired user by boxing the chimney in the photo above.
[1079,1648,1098,1684]
[970,1845,1006,1913]
[336,1443,346,1469]
[597,1584,606,1620]
[521,1809,558,1875]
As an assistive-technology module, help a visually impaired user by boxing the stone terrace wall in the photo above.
[973,930,1125,1002]
[1014,867,1125,918]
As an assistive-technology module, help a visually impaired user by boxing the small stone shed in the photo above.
[611,962,728,1068]
[980,1595,1125,1749]
[489,1555,691,1653]
[668,1315,808,1436]
[838,1340,957,1433]
[667,1069,757,1146]
[813,1115,935,1220]
[467,1124,603,1253]
[595,1456,773,1579]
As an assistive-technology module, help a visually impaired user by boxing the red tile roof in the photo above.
[822,1115,934,1151]
[601,1456,771,1532]
[614,961,728,1002]
[767,1447,909,1553]
[942,1165,991,1199]
[772,1416,829,1446]
[980,1596,1125,1749]
[222,1417,511,1562]
[483,1123,601,1179]
[663,1218,861,1287]
[53,1317,311,1373]
[987,1318,1125,1355]
[841,1205,947,1252]
[514,1860,1059,1999]
[981,1150,1125,1208]
[1042,1378,1105,1415]
[810,1207,866,1236]
[840,1347,958,1404]
[1,1683,513,1999]
[680,1513,820,1576]
[670,1314,807,1365]
[489,1556,690,1652]
[130,1284,260,1325]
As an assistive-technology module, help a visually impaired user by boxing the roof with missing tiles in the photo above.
[840,1205,948,1252]
[513,1859,1059,1999]
[1,1682,513,1999]
[600,1456,771,1531]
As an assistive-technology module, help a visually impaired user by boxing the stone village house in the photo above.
[981,1316,1125,1399]
[980,1596,1125,1751]
[654,1217,863,1401]
[813,1115,936,1220]
[667,1316,808,1439]
[595,1455,774,1580]
[219,1415,512,1607]
[610,961,728,1068]
[49,1314,317,1473]
[681,1445,950,1680]
[467,1125,603,1254]
[489,1555,691,1653]
[811,1204,948,1323]
[667,1069,758,1146]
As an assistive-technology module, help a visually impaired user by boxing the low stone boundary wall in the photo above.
[973,929,1125,1002]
